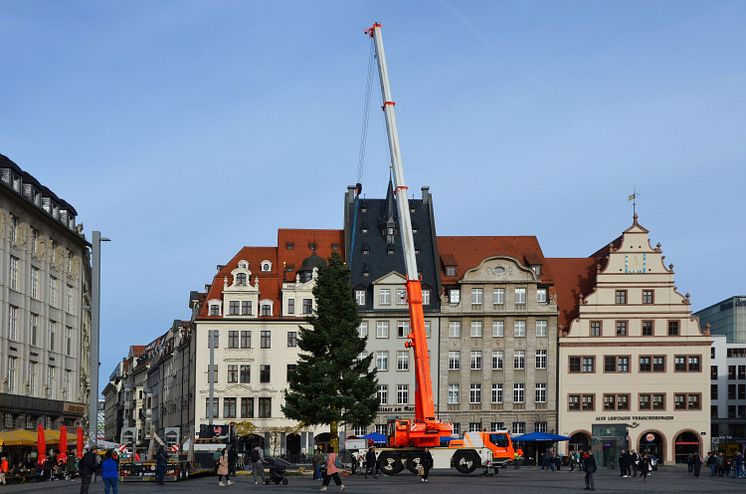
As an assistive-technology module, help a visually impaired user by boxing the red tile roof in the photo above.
[543,258,597,334]
[197,229,343,319]
[437,236,553,286]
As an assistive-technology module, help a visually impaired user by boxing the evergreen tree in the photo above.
[282,252,378,450]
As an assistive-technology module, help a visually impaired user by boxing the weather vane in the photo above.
[628,188,639,218]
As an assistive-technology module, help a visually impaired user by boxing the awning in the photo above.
[513,432,571,442]
[358,432,386,444]
[0,429,61,447]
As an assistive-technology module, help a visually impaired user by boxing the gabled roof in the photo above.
[437,236,552,285]
[543,258,597,333]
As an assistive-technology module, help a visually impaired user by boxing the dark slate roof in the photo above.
[344,183,440,312]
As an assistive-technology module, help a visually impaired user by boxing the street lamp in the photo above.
[89,231,110,445]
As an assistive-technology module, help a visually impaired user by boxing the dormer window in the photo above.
[260,301,272,316]
[236,273,247,286]
[209,304,220,316]
[261,261,272,272]
[286,242,295,250]
[308,242,317,251]
[531,265,542,276]
[445,266,457,277]
[238,260,249,269]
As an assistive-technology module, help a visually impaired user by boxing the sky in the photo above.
[2,1,745,392]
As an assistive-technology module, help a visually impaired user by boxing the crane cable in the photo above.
[350,38,375,269]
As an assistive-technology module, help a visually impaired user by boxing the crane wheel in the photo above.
[378,452,403,475]
[454,450,480,474]
[406,454,424,475]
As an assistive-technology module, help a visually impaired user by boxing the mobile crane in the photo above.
[363,22,515,475]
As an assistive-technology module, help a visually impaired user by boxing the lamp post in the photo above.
[89,231,110,445]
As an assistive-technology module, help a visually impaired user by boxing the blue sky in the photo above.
[2,1,745,391]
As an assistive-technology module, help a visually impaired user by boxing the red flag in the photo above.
[36,423,47,465]
[76,426,84,459]
[59,427,68,463]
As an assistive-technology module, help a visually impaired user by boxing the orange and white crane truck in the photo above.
[360,22,515,475]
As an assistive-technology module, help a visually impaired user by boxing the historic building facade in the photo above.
[0,153,91,431]
[710,335,746,450]
[437,236,559,437]
[550,216,712,464]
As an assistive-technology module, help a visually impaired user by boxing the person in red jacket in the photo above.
[0,456,9,485]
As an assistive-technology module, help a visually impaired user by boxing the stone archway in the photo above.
[674,430,702,464]
[637,430,666,462]
[569,430,591,453]
[314,433,331,452]
[286,433,301,456]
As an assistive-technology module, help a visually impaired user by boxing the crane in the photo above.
[365,22,453,448]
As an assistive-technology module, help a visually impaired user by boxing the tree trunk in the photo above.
[330,420,338,453]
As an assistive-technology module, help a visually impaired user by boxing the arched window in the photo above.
[261,261,272,272]
[261,302,272,316]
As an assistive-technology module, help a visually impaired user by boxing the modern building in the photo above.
[550,215,712,465]
[343,184,442,436]
[437,236,559,438]
[710,335,746,452]
[192,229,344,455]
[0,153,92,431]
[695,296,746,343]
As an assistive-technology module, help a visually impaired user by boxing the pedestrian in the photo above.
[365,446,377,479]
[582,449,596,491]
[0,456,8,485]
[155,446,168,486]
[569,450,577,472]
[717,452,726,477]
[420,447,433,482]
[101,450,119,494]
[216,448,232,486]
[542,449,553,471]
[707,452,717,476]
[733,452,744,478]
[687,452,694,476]
[639,452,650,481]
[227,446,238,477]
[619,449,627,477]
[555,451,562,471]
[312,448,323,480]
[250,444,265,485]
[630,450,638,476]
[513,449,521,469]
[693,451,702,478]
[79,446,98,494]
[320,446,345,492]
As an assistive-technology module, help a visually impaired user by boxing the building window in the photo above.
[469,384,482,404]
[377,384,388,405]
[240,330,251,348]
[448,321,461,338]
[513,351,525,370]
[65,326,72,355]
[604,355,630,373]
[514,320,526,337]
[449,288,460,304]
[471,321,483,337]
[66,285,74,313]
[287,331,298,347]
[260,330,271,348]
[259,365,270,383]
[209,304,220,316]
[536,320,547,337]
[535,350,547,369]
[261,303,272,316]
[30,267,40,299]
[229,301,239,315]
[640,355,666,372]
[422,289,430,306]
[228,365,238,384]
[8,305,18,341]
[236,273,247,286]
[48,320,56,352]
[358,322,368,338]
[642,290,654,304]
[493,288,505,305]
[452,423,461,435]
[376,351,389,371]
[535,383,546,403]
[223,398,236,418]
[492,351,504,370]
[241,397,254,418]
[302,299,313,314]
[240,365,251,383]
[448,351,461,370]
[228,330,239,348]
[425,320,431,338]
[7,356,16,393]
[491,384,503,403]
[492,320,504,337]
[397,384,409,404]
[642,320,654,336]
[471,288,483,305]
[396,351,409,371]
[287,299,295,314]
[603,394,630,411]
[729,366,737,379]
[615,321,628,336]
[445,266,456,277]
[469,422,482,432]
[639,393,666,411]
[287,364,297,383]
[514,288,526,305]
[448,383,461,404]
[711,365,718,380]
[674,393,701,410]
[261,261,271,272]
[615,290,627,304]
[30,313,39,346]
[512,422,525,435]
[355,290,366,305]
[675,355,701,372]
[397,320,409,338]
[205,398,219,418]
[470,351,482,370]
[241,301,252,315]
[49,276,58,307]
[376,321,389,338]
[537,288,548,304]
[207,364,218,383]
[396,289,407,305]
[258,398,272,418]
[379,289,391,305]
[47,366,55,396]
[667,320,680,336]
[8,256,19,290]
[590,321,602,337]
[513,384,525,404]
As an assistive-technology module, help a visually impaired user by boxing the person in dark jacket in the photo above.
[619,449,631,477]
[227,446,238,477]
[420,447,434,482]
[365,446,377,479]
[639,452,651,481]
[155,447,168,486]
[79,446,99,494]
[101,450,119,494]
[582,449,597,491]
[692,452,702,477]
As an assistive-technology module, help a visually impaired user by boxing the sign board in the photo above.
[199,424,230,440]
[121,427,137,445]
[344,438,367,451]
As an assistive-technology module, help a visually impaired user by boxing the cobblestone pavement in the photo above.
[2,467,745,494]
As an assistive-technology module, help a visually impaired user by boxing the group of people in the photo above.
[703,451,745,478]
[540,449,563,471]
[617,449,657,480]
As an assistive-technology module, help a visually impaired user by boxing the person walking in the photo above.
[155,447,168,486]
[420,447,433,482]
[619,449,628,477]
[568,450,577,472]
[582,449,596,491]
[101,450,119,494]
[79,446,98,494]
[686,452,694,476]
[216,448,232,486]
[312,448,322,480]
[365,446,377,479]
[733,451,744,478]
[228,446,238,477]
[250,445,265,485]
[0,456,8,485]
[320,446,344,491]
[717,452,726,477]
[639,452,650,481]
[630,450,638,476]
[693,451,702,478]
